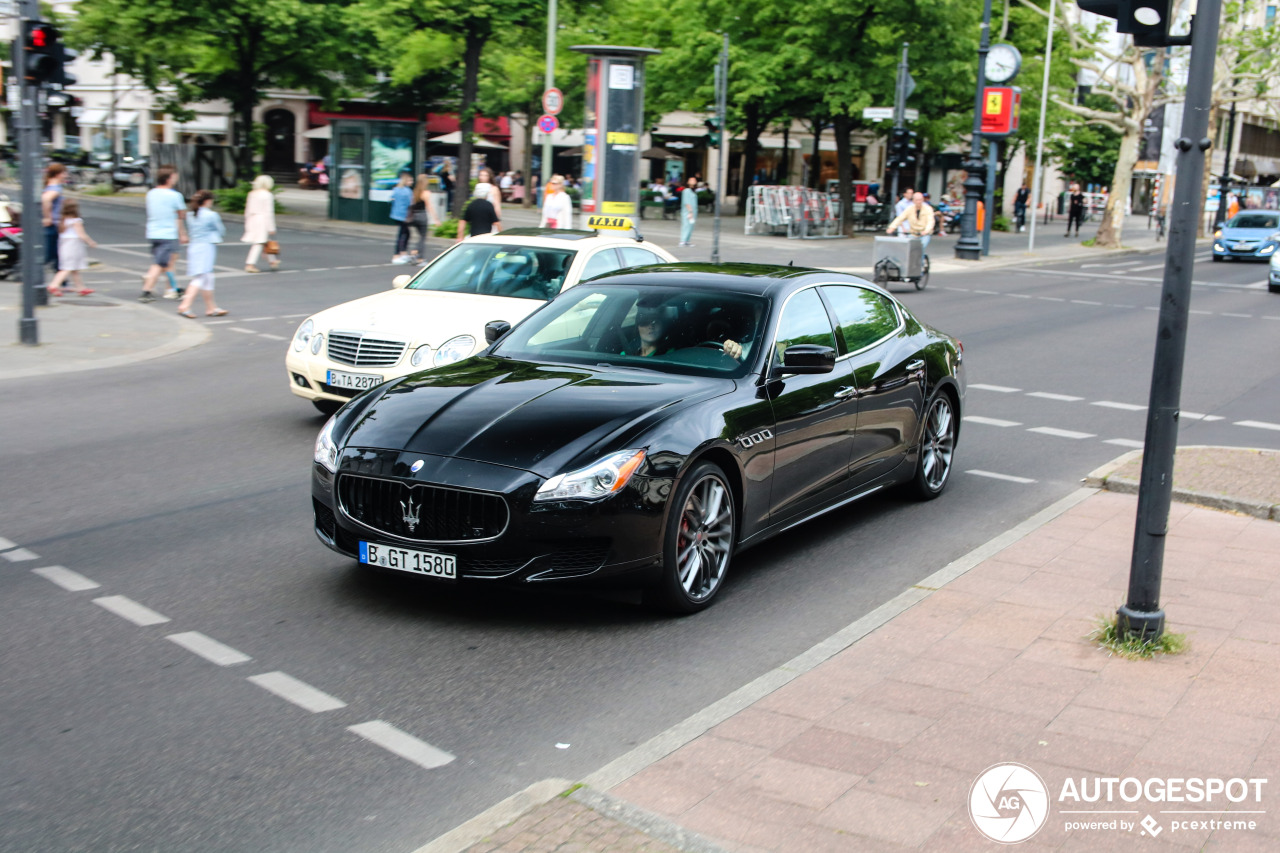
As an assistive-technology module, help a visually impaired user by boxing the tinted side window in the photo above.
[821,286,900,353]
[774,288,836,362]
[619,247,663,267]
[580,249,623,281]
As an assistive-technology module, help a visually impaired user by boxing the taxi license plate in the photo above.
[360,541,456,580]
[327,369,381,390]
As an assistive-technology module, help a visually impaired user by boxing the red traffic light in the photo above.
[30,25,49,48]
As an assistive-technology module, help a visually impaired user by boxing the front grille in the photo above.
[465,556,533,577]
[313,498,336,541]
[327,332,407,367]
[337,474,509,542]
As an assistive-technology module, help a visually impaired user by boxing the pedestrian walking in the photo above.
[457,182,501,240]
[139,167,188,302]
[1065,183,1085,238]
[476,167,503,232]
[408,173,434,265]
[389,172,413,263]
[1014,183,1030,232]
[177,190,229,318]
[46,199,97,297]
[679,176,698,246]
[242,175,278,272]
[539,174,573,230]
[886,192,936,254]
[41,163,67,272]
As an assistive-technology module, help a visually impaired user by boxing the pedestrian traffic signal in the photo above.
[1077,0,1175,47]
[704,117,722,147]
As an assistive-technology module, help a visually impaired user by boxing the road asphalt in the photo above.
[6,190,1275,851]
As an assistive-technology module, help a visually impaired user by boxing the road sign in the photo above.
[904,109,919,122]
[542,88,563,115]
[537,114,559,133]
[585,214,634,231]
[862,107,894,121]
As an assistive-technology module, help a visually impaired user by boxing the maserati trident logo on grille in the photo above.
[401,494,421,532]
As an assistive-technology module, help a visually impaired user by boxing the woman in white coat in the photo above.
[539,174,573,230]
[242,174,277,272]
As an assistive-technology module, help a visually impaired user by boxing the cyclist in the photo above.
[886,191,936,254]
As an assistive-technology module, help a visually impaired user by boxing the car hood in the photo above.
[311,288,548,347]
[338,356,731,477]
[1221,227,1279,241]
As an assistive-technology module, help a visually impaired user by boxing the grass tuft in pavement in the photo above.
[1090,615,1188,660]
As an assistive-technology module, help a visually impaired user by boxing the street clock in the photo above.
[985,43,1022,83]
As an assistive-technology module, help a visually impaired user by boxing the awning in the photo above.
[77,109,139,129]
[642,147,683,160]
[303,125,332,140]
[426,131,507,150]
[174,115,228,135]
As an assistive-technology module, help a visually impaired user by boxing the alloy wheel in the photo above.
[920,395,955,492]
[675,475,734,601]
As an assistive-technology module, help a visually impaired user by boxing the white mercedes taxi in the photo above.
[286,228,678,414]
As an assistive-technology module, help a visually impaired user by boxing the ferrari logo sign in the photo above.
[980,87,1021,137]
[586,215,634,231]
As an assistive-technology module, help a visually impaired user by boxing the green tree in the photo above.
[69,0,368,149]
[1046,114,1121,187]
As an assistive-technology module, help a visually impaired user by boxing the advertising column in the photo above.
[571,45,660,228]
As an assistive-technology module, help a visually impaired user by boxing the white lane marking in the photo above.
[1221,313,1254,318]
[304,268,327,272]
[1070,299,1104,306]
[32,566,100,591]
[1109,304,1135,309]
[967,470,1037,484]
[1028,427,1096,439]
[1107,260,1145,268]
[1127,263,1166,272]
[1092,401,1146,411]
[276,269,301,274]
[248,672,346,713]
[1235,420,1280,432]
[2,547,39,562]
[228,327,256,335]
[206,320,235,325]
[241,317,275,322]
[973,289,999,295]
[93,595,171,626]
[1008,293,1032,299]
[348,721,455,769]
[167,632,252,666]
[259,333,289,341]
[1144,306,1160,311]
[282,313,310,319]
[1105,438,1145,448]
[1264,316,1280,321]
[0,536,16,550]
[969,383,1022,393]
[1181,412,1224,421]
[965,416,1022,428]
[1038,296,1066,302]
[1189,309,1213,315]
[1027,392,1083,402]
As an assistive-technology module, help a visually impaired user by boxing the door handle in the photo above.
[834,386,857,399]
[907,360,925,371]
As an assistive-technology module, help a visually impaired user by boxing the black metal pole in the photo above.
[956,0,993,260]
[18,0,45,345]
[1119,0,1222,641]
[1212,94,1237,229]
[711,34,727,264]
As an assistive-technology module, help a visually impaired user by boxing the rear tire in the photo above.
[911,392,957,500]
[1269,281,1280,294]
[312,399,343,416]
[915,255,930,290]
[647,462,736,614]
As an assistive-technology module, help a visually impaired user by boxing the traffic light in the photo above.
[887,127,917,171]
[1077,0,1174,47]
[704,117,722,147]
[21,22,76,86]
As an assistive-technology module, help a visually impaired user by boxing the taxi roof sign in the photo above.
[586,215,635,231]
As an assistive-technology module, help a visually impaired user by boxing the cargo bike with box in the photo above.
[871,235,929,290]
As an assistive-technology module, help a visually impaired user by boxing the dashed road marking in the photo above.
[2,547,39,562]
[93,595,170,626]
[969,383,1021,393]
[259,333,288,341]
[1070,299,1104,306]
[1028,426,1096,440]
[973,289,999,295]
[228,327,256,334]
[1127,263,1166,272]
[1235,420,1280,432]
[32,565,100,591]
[1037,296,1066,302]
[241,317,275,322]
[248,671,346,713]
[282,313,310,319]
[1189,309,1213,315]
[1092,401,1146,411]
[206,320,235,325]
[1181,412,1224,422]
[348,721,455,769]
[1027,392,1083,402]
[1221,313,1254,318]
[167,632,252,666]
[966,416,1023,427]
[967,470,1037,484]
[1105,438,1145,448]
[0,536,17,550]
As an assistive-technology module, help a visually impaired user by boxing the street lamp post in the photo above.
[1028,0,1057,254]
[1212,95,1237,229]
[956,0,994,261]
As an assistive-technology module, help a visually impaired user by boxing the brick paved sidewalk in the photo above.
[437,451,1280,853]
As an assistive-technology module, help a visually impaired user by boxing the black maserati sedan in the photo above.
[311,263,965,612]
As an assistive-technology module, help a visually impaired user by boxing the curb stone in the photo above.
[567,787,730,853]
[1084,446,1280,521]
[409,779,572,853]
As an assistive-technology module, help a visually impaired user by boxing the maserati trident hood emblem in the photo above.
[401,493,421,532]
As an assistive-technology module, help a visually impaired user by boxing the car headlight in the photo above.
[314,416,339,472]
[410,344,431,367]
[1213,229,1222,239]
[434,335,475,366]
[293,319,315,352]
[1262,244,1277,255]
[534,449,647,503]
[310,332,324,355]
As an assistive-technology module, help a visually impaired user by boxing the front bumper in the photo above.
[1213,241,1277,260]
[286,350,408,405]
[311,449,670,586]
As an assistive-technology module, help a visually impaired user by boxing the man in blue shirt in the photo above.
[139,168,188,302]
[389,172,413,264]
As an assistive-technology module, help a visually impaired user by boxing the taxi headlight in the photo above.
[293,319,315,352]
[410,344,432,367]
[434,335,475,366]
[310,332,324,355]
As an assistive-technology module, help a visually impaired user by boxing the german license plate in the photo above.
[360,541,456,579]
[327,369,381,390]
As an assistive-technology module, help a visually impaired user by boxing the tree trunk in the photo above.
[454,30,485,220]
[735,102,767,216]
[833,114,854,236]
[1093,124,1141,248]
[808,120,823,189]
[521,109,535,209]
[780,123,790,184]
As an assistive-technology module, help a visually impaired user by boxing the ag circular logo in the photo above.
[969,763,1050,844]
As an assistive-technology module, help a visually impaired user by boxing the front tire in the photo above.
[912,392,957,500]
[648,462,736,614]
[1212,254,1223,263]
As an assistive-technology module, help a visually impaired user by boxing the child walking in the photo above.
[177,190,229,318]
[47,199,97,297]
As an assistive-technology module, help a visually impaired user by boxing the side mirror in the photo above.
[780,344,836,374]
[484,320,512,345]
[392,274,412,289]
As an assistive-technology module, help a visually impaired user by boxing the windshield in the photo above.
[493,284,769,379]
[1227,213,1279,230]
[407,243,576,300]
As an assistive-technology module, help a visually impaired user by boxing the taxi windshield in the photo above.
[407,244,576,301]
